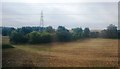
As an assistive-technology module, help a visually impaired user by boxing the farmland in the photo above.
[2,36,118,67]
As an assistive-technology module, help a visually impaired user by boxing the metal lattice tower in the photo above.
[39,11,44,31]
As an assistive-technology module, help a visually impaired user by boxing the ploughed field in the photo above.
[2,36,118,67]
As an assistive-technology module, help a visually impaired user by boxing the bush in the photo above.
[45,26,55,33]
[90,32,99,38]
[118,30,120,39]
[40,32,52,43]
[100,24,118,39]
[72,28,83,40]
[83,28,90,38]
[56,26,72,42]
[2,27,15,36]
[10,31,28,44]
[27,31,52,44]
[2,44,14,49]
[106,24,118,38]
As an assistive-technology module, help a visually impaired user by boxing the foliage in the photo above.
[2,44,14,49]
[100,30,108,38]
[56,26,72,42]
[72,28,83,40]
[3,24,119,44]
[118,30,120,39]
[90,32,99,38]
[100,24,118,39]
[16,27,33,35]
[10,31,28,44]
[83,28,90,38]
[2,27,15,36]
[45,26,55,33]
[106,24,118,38]
[27,31,52,43]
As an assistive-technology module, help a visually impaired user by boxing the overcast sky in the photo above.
[1,0,119,29]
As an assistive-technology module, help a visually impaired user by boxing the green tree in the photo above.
[118,30,120,39]
[45,26,55,33]
[27,31,40,43]
[106,24,118,38]
[10,31,28,44]
[56,26,72,42]
[90,32,99,38]
[27,31,52,43]
[17,27,33,35]
[2,27,15,36]
[83,28,90,38]
[72,28,83,40]
[100,30,107,38]
[40,32,52,43]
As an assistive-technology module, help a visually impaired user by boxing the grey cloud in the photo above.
[2,2,118,29]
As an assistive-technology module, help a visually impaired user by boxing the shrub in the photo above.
[83,28,90,38]
[27,31,52,44]
[2,27,15,36]
[2,44,14,49]
[72,28,83,40]
[90,32,99,38]
[10,31,28,44]
[56,26,72,42]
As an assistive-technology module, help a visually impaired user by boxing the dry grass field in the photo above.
[2,36,118,67]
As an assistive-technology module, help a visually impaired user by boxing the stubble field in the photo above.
[2,36,118,67]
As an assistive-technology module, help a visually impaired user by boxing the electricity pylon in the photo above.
[39,11,44,32]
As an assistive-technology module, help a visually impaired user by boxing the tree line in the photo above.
[1,24,119,44]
